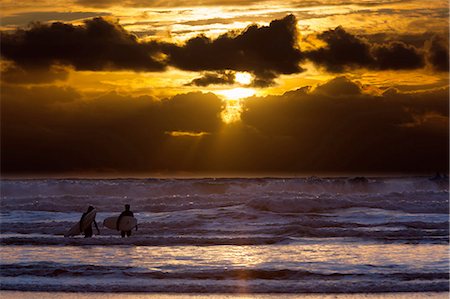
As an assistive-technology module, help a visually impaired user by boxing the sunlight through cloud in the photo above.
[234,72,252,85]
[216,87,255,100]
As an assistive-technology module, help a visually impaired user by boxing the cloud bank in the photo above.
[1,18,166,72]
[305,26,448,72]
[2,15,448,86]
[2,77,448,174]
[240,77,448,172]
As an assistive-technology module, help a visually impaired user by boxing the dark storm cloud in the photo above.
[361,32,437,48]
[160,14,304,85]
[0,17,166,72]
[305,26,373,72]
[371,41,424,70]
[1,86,223,173]
[2,77,448,174]
[313,76,362,95]
[1,15,447,86]
[160,92,224,132]
[305,26,426,71]
[186,71,236,86]
[426,35,449,72]
[1,15,302,85]
[239,76,449,173]
[1,64,70,84]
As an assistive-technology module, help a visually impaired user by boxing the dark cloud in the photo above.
[425,35,449,72]
[313,76,362,96]
[187,70,278,88]
[361,32,437,48]
[372,41,424,70]
[0,17,166,72]
[160,92,224,132]
[305,26,374,72]
[1,16,447,86]
[247,70,279,87]
[2,77,448,174]
[1,64,69,84]
[161,14,303,84]
[1,86,223,173]
[240,77,449,173]
[305,26,425,71]
[1,15,302,85]
[186,71,236,86]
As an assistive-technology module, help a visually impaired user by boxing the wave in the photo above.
[1,233,447,246]
[246,191,449,214]
[1,208,447,241]
[1,276,448,293]
[2,191,448,216]
[2,262,448,281]
[0,236,287,246]
[1,262,132,277]
[2,177,448,202]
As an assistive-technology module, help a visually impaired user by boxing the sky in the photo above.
[1,0,448,176]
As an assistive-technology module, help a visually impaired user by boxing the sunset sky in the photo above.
[1,0,448,175]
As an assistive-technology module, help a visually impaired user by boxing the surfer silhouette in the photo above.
[80,206,100,238]
[117,204,136,237]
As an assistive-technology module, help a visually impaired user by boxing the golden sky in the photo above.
[1,0,448,175]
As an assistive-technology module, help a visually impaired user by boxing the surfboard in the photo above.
[103,216,137,231]
[64,209,97,237]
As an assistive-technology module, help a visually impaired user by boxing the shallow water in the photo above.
[0,177,448,293]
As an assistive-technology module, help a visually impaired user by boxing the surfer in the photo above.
[80,206,100,238]
[117,204,136,237]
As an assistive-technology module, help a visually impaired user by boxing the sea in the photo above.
[0,176,448,293]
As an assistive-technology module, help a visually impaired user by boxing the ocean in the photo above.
[0,177,448,293]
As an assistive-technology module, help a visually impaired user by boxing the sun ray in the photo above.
[215,88,255,123]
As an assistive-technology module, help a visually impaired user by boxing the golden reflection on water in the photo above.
[1,243,447,273]
[214,246,266,267]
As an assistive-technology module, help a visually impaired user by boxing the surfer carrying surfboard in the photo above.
[117,204,136,237]
[80,206,100,238]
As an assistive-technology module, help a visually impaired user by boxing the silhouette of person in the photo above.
[117,204,136,237]
[80,205,100,238]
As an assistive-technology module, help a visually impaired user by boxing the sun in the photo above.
[234,72,252,85]
[216,87,255,100]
